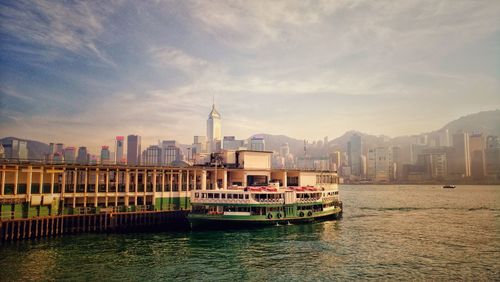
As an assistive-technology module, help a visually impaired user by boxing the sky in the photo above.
[1,0,499,153]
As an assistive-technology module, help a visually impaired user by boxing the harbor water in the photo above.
[0,185,499,281]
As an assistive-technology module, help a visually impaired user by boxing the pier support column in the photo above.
[94,168,99,208]
[222,170,227,190]
[283,171,287,188]
[50,167,55,195]
[1,167,5,195]
[14,167,19,195]
[201,170,207,191]
[125,169,130,207]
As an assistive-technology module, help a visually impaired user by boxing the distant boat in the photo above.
[443,185,456,189]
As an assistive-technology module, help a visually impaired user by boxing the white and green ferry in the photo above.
[188,182,342,229]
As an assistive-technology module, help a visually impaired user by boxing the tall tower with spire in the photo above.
[207,103,222,153]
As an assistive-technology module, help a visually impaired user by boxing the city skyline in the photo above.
[1,1,499,150]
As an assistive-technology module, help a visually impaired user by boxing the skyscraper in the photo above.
[142,145,162,166]
[469,133,486,178]
[115,136,125,164]
[76,147,88,164]
[64,147,76,163]
[127,135,141,165]
[451,132,471,177]
[100,146,111,164]
[207,103,222,153]
[250,136,265,151]
[347,134,362,176]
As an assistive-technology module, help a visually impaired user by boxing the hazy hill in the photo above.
[255,110,500,155]
[1,137,49,160]
[438,110,500,136]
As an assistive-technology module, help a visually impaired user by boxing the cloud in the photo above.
[0,0,119,65]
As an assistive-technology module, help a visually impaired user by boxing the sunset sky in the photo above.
[1,1,499,153]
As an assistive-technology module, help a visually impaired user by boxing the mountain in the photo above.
[1,137,49,160]
[250,134,305,155]
[255,110,500,156]
[439,110,500,136]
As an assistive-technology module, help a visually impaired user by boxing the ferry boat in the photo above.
[188,183,342,229]
[442,185,456,189]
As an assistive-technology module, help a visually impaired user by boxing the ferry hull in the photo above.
[188,208,342,230]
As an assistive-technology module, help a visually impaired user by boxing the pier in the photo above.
[0,151,338,241]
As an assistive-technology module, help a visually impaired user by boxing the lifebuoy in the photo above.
[299,211,304,217]
[267,213,273,219]
[277,213,282,219]
[307,211,313,217]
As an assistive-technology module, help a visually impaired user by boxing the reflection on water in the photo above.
[1,185,499,281]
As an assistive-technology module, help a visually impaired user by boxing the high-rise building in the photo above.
[100,146,111,164]
[329,151,341,172]
[164,145,181,165]
[418,147,451,180]
[250,136,265,151]
[469,133,486,179]
[207,103,222,153]
[127,135,141,165]
[367,147,394,182]
[485,135,500,178]
[142,145,162,166]
[279,143,290,157]
[64,147,76,163]
[11,139,28,160]
[347,134,362,176]
[193,136,207,154]
[450,132,471,178]
[76,147,88,164]
[223,136,245,150]
[55,143,64,154]
[115,136,125,164]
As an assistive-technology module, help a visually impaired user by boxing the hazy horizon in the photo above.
[1,1,499,152]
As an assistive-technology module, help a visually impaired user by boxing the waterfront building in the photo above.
[100,146,111,164]
[250,136,265,151]
[207,103,222,153]
[410,144,426,164]
[0,144,4,159]
[485,135,500,178]
[127,135,142,166]
[329,151,341,172]
[450,132,471,178]
[76,147,88,164]
[417,147,450,180]
[142,145,162,166]
[469,133,486,179]
[115,136,125,164]
[64,147,76,163]
[347,134,362,176]
[367,147,394,182]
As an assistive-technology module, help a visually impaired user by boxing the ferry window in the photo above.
[195,193,199,198]
[208,193,213,199]
[222,194,226,199]
[228,194,232,199]
[215,193,220,199]
[239,194,244,199]
[245,194,249,199]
